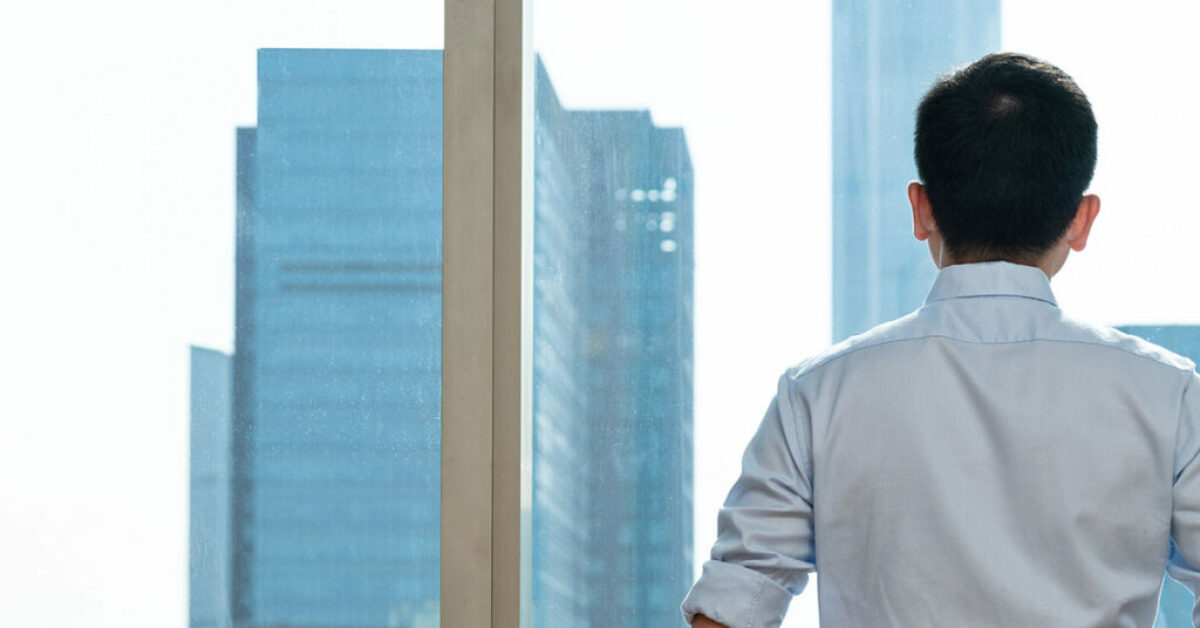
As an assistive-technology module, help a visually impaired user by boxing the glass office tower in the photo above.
[210,48,688,628]
[1117,325,1200,628]
[531,57,695,626]
[190,346,233,628]
[831,0,1000,342]
[231,49,442,628]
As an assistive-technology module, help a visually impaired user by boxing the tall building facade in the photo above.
[190,346,233,628]
[1117,325,1200,628]
[231,49,442,628]
[195,47,691,628]
[530,58,694,626]
[831,0,1000,341]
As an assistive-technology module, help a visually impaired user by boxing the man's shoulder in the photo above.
[783,307,1197,385]
[784,309,927,383]
[1055,315,1197,374]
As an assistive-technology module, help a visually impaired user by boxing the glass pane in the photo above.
[527,1,1200,626]
[230,49,442,628]
[528,57,695,626]
[0,4,442,627]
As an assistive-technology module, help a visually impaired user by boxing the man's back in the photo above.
[682,261,1200,627]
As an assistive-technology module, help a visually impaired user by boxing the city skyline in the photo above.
[190,49,695,627]
[192,37,1200,628]
[9,2,1200,625]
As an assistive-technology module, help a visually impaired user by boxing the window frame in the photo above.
[441,0,531,626]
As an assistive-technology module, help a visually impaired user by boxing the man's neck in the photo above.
[938,253,1057,280]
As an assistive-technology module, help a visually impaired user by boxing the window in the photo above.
[6,2,1199,627]
[1,4,442,627]
[529,53,695,624]
[528,1,1200,626]
[229,49,442,628]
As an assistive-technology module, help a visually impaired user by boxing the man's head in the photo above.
[909,52,1100,276]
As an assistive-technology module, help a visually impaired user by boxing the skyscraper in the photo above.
[1116,324,1200,628]
[231,49,442,628]
[190,346,233,628]
[831,0,1000,342]
[531,57,694,626]
[202,47,691,628]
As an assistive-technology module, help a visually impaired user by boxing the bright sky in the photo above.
[2,1,1199,626]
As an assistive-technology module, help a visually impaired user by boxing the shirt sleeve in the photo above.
[680,370,816,628]
[1166,369,1200,627]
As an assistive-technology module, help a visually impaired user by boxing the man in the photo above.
[681,52,1200,627]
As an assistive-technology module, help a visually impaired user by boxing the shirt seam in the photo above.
[776,373,815,510]
[1174,373,1197,486]
[792,332,1195,384]
[925,293,1058,306]
[748,575,765,626]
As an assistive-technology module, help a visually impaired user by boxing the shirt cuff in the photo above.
[680,560,794,628]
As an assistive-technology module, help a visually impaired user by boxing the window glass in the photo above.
[529,53,695,625]
[0,4,442,627]
[528,1,1200,626]
[231,49,442,628]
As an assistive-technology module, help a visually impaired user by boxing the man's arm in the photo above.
[1167,370,1200,626]
[691,614,727,628]
[679,371,816,627]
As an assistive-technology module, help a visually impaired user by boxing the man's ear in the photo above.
[1065,194,1101,252]
[909,181,936,242]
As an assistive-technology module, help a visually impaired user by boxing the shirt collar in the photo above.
[924,260,1058,307]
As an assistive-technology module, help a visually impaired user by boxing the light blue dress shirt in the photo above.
[681,260,1200,627]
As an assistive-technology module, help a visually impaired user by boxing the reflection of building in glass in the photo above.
[531,57,694,626]
[230,49,442,628]
[831,0,1000,342]
[190,346,232,628]
[1116,324,1200,628]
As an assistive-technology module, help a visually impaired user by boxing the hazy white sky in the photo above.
[2,1,1199,626]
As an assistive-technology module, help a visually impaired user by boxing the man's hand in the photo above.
[692,614,728,628]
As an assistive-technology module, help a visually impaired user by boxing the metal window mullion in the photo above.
[443,0,527,625]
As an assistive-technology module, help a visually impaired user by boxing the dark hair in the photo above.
[914,52,1097,262]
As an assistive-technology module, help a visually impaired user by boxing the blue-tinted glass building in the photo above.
[231,49,442,628]
[190,346,233,628]
[831,0,1000,341]
[531,58,694,626]
[1117,325,1200,628]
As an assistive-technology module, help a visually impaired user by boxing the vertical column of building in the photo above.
[657,125,696,627]
[620,121,693,626]
[573,112,643,624]
[831,0,1000,342]
[230,126,256,626]
[231,49,443,628]
[529,58,592,628]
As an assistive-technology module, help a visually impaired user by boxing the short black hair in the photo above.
[914,52,1097,262]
